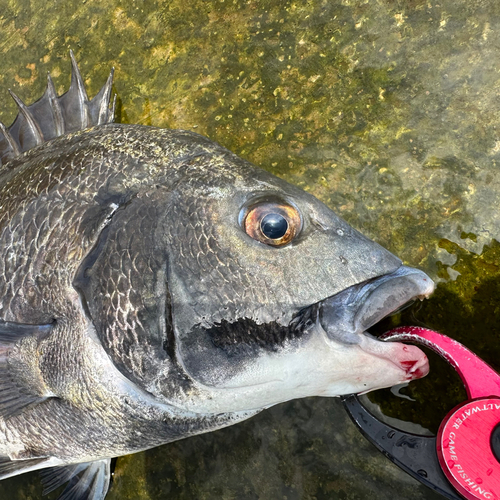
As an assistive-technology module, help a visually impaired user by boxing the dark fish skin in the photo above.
[0,57,434,499]
[0,125,262,456]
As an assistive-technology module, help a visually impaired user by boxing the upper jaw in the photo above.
[316,265,435,344]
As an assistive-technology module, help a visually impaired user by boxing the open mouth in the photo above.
[298,265,434,384]
[170,265,435,412]
[316,265,435,345]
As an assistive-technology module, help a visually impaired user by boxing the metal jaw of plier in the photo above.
[342,327,500,500]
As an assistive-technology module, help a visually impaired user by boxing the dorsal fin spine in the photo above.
[0,52,115,168]
[8,90,44,146]
[111,93,117,119]
[69,50,90,129]
[97,68,114,125]
[0,121,20,157]
[46,73,65,136]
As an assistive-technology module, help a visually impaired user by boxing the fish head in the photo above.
[143,147,434,413]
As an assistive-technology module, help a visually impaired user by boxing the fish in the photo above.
[0,52,434,500]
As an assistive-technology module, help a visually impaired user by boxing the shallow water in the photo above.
[1,0,500,498]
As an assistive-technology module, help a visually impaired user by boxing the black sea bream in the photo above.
[0,53,433,499]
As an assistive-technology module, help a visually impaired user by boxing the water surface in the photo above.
[1,0,499,498]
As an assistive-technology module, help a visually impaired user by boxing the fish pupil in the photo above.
[260,213,288,239]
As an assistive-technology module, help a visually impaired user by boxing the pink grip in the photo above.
[381,326,500,399]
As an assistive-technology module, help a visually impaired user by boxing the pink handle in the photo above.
[381,326,500,400]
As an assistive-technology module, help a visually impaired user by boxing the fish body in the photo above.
[0,54,434,499]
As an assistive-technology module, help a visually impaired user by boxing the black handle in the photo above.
[341,394,463,500]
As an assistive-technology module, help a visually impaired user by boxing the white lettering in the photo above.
[451,404,498,429]
[450,461,493,498]
[444,405,499,499]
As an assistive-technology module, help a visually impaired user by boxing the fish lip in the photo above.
[315,265,435,344]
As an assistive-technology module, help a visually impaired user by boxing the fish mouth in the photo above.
[317,265,434,342]
[311,265,434,382]
[166,265,434,413]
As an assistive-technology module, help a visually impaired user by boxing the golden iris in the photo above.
[243,201,301,247]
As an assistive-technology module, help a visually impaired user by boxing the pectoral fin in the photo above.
[40,459,111,500]
[0,319,55,418]
[0,455,52,480]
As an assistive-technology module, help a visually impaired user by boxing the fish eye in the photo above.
[242,201,302,247]
[261,213,288,239]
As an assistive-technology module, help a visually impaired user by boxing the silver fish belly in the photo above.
[0,53,434,499]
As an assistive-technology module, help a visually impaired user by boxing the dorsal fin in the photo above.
[0,50,115,167]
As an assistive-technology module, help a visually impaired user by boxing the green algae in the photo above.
[1,0,499,272]
[1,0,500,498]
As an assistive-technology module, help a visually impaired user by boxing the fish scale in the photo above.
[0,54,435,500]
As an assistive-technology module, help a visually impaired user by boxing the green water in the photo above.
[1,0,500,498]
